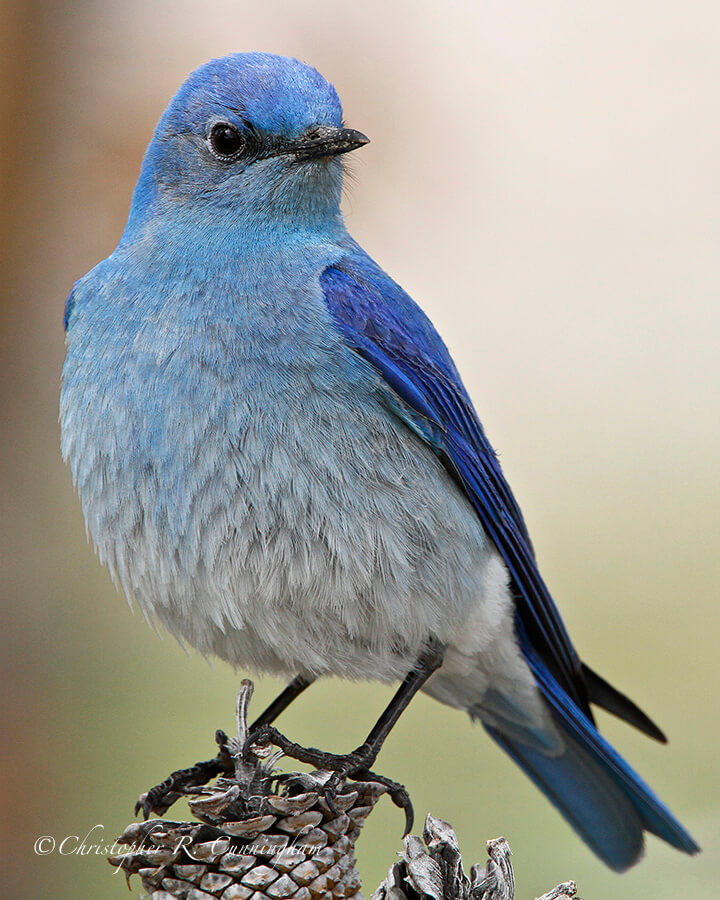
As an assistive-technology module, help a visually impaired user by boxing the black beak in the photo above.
[290,126,370,160]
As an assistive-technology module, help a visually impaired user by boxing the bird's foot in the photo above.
[246,724,375,772]
[135,729,233,819]
[247,725,414,834]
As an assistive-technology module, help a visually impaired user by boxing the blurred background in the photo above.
[2,1,718,897]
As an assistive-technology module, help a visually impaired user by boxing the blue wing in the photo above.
[320,242,589,714]
[319,243,699,868]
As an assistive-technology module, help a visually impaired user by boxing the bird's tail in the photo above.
[482,652,699,871]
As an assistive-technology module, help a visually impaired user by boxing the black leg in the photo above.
[361,637,446,760]
[136,674,315,819]
[248,638,445,834]
[250,638,446,778]
[250,674,315,731]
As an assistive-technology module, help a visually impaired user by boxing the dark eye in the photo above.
[208,122,245,160]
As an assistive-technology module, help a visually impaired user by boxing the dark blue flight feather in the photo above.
[320,243,589,715]
[320,244,699,868]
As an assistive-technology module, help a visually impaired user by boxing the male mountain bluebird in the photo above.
[60,52,698,870]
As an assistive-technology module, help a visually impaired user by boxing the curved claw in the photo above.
[135,753,229,819]
[134,784,176,819]
[323,784,340,817]
[242,723,275,759]
[393,787,414,836]
[348,767,414,835]
[134,794,148,819]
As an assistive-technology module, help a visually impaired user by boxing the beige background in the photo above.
[2,1,718,898]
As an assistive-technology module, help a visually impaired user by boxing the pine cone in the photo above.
[372,821,579,900]
[109,772,390,900]
[108,682,579,900]
[109,679,394,900]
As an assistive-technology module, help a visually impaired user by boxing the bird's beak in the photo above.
[289,126,370,160]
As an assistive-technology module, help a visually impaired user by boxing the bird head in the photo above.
[124,53,368,240]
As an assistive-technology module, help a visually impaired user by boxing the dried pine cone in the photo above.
[109,681,393,900]
[372,820,579,900]
[110,773,389,900]
[108,682,579,900]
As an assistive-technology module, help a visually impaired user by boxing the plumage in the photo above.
[60,52,698,870]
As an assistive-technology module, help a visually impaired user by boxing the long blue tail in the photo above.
[483,651,699,871]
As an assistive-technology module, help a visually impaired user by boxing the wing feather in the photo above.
[320,245,591,716]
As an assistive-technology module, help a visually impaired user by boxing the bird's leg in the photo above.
[252,639,445,772]
[353,636,446,767]
[136,674,315,819]
[248,638,446,831]
[249,674,315,731]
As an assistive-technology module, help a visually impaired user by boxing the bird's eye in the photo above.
[208,122,245,160]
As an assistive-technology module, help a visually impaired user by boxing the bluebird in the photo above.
[60,52,698,870]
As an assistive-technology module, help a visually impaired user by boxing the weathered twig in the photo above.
[108,682,580,899]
